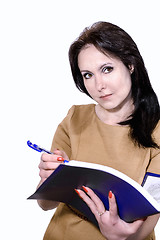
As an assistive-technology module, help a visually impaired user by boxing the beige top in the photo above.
[43,104,160,240]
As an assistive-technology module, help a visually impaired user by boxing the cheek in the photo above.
[84,81,94,94]
[119,79,132,97]
[124,77,132,92]
[118,72,132,89]
[111,75,132,97]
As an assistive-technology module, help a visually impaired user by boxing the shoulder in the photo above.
[150,120,160,158]
[63,104,96,128]
[148,121,160,174]
[67,104,95,119]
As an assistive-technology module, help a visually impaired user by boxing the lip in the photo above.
[100,94,112,99]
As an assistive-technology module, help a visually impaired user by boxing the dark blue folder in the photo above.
[28,164,160,227]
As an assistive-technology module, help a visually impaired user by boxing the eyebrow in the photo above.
[80,63,113,73]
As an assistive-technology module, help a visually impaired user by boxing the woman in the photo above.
[38,22,160,239]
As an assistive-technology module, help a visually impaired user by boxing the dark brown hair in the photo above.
[69,21,160,148]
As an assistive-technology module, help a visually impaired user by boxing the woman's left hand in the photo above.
[75,187,145,240]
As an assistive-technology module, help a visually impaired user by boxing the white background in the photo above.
[0,0,160,239]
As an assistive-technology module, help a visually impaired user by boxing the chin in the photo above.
[99,103,117,111]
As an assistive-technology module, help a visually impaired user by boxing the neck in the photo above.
[95,102,134,126]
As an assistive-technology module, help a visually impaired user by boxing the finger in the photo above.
[53,149,62,155]
[39,178,47,185]
[41,153,64,162]
[53,149,70,161]
[108,191,119,223]
[39,169,54,179]
[75,189,99,217]
[39,160,60,170]
[75,188,105,221]
[41,153,56,161]
[83,186,105,213]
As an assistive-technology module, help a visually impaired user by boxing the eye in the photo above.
[83,72,93,80]
[102,66,113,74]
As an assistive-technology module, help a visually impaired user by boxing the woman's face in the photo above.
[78,45,133,113]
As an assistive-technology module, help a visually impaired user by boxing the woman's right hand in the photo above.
[37,149,69,211]
[38,149,69,185]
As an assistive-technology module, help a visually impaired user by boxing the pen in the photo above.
[27,140,69,163]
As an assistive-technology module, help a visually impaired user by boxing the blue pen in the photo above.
[27,140,69,163]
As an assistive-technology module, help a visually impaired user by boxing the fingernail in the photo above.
[82,186,88,193]
[108,191,112,199]
[57,157,64,161]
[74,189,83,200]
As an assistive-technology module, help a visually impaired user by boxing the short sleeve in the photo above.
[50,105,76,158]
[147,150,160,174]
[147,121,160,174]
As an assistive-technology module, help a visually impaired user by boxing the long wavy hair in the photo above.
[69,21,160,148]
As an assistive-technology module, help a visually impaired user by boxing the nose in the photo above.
[95,75,106,92]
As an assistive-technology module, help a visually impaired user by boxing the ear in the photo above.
[128,64,134,74]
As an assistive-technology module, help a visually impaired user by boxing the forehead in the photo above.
[78,44,120,69]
